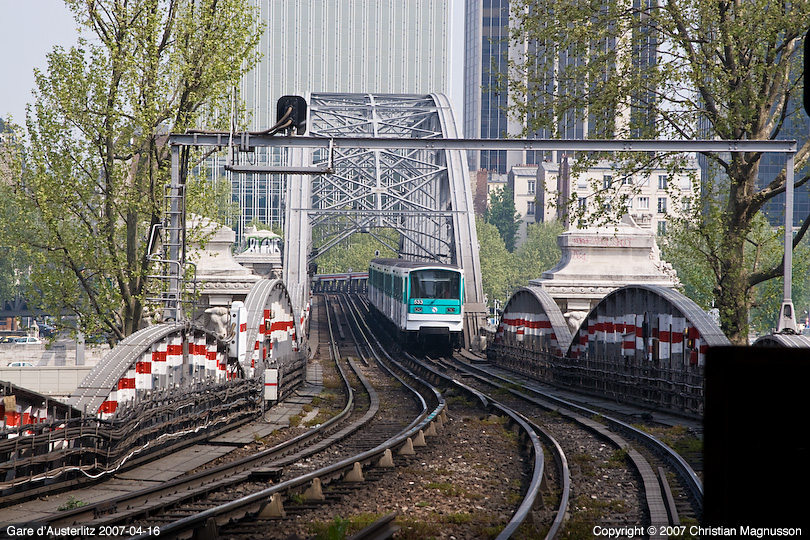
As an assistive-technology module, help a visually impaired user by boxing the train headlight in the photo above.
[432,307,438,313]
[447,307,455,313]
[414,307,423,313]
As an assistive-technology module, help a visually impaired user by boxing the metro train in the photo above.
[367,258,464,352]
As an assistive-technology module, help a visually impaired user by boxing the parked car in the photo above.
[13,337,42,344]
[6,361,34,367]
[0,336,24,343]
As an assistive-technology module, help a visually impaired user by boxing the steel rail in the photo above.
[451,356,703,518]
[341,293,435,431]
[344,292,554,539]
[127,296,442,540]
[398,351,551,540]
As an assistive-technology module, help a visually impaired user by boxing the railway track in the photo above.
[3,292,576,539]
[343,293,568,539]
[351,289,707,538]
[179,293,558,540]
[433,352,704,534]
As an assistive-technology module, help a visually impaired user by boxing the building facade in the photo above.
[223,0,456,237]
[507,165,538,242]
[533,160,700,236]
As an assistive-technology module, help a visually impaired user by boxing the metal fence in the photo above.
[1,378,261,502]
[488,342,705,418]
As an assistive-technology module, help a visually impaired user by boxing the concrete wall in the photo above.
[0,342,108,367]
[0,343,107,398]
[0,366,94,398]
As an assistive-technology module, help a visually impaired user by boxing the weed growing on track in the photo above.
[607,447,630,466]
[322,373,342,390]
[570,453,598,476]
[309,513,379,539]
[633,423,703,455]
[446,394,475,408]
[311,515,351,540]
[562,495,629,539]
[57,496,87,511]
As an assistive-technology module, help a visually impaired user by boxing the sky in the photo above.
[0,0,80,124]
[0,0,465,128]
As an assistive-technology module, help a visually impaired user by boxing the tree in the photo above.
[665,215,810,337]
[513,221,564,286]
[313,227,399,275]
[504,0,810,344]
[0,0,261,341]
[476,216,515,308]
[485,187,522,252]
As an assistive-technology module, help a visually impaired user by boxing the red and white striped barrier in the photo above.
[136,351,152,390]
[117,369,136,405]
[622,314,636,357]
[98,391,118,419]
[167,334,183,371]
[658,313,672,361]
[206,341,218,376]
[152,340,167,376]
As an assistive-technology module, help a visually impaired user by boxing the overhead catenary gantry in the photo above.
[166,93,798,348]
[284,93,487,349]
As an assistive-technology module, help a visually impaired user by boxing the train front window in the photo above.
[410,270,460,300]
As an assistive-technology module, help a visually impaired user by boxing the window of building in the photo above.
[527,180,536,195]
[603,175,613,189]
[657,197,667,213]
[638,196,649,210]
[657,220,667,235]
[527,201,536,215]
[577,176,588,189]
[578,197,587,210]
[658,174,668,190]
[621,175,632,185]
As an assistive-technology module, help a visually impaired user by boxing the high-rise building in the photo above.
[220,0,456,237]
[464,0,511,173]
[757,114,810,228]
[463,0,658,174]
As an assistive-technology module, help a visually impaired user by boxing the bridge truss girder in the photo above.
[284,93,486,348]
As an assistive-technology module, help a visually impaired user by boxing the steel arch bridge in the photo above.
[283,93,486,347]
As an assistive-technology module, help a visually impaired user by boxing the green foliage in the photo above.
[245,218,282,236]
[313,515,351,540]
[312,226,399,274]
[664,215,810,337]
[476,216,514,306]
[485,187,521,252]
[186,172,239,229]
[57,496,87,511]
[476,216,562,308]
[514,221,564,287]
[0,0,261,340]
[504,0,810,343]
[0,248,26,302]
